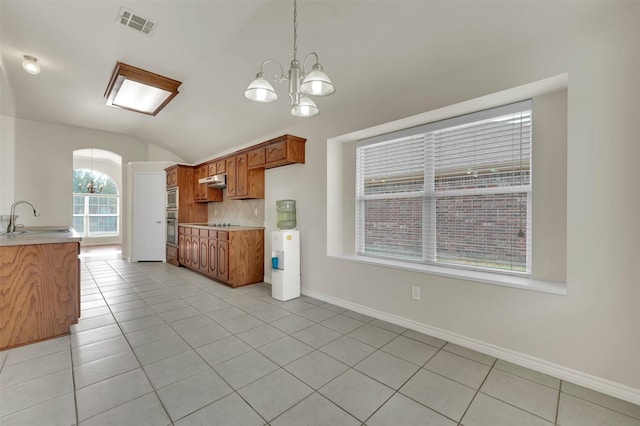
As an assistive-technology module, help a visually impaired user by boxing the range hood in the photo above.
[198,174,226,188]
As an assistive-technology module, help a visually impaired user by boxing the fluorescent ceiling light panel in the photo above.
[104,62,181,116]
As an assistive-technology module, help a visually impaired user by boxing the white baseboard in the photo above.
[301,287,640,406]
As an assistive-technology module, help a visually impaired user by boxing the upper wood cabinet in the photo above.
[225,154,265,200]
[248,135,306,169]
[194,164,223,203]
[165,165,208,222]
[166,167,178,188]
[188,134,304,201]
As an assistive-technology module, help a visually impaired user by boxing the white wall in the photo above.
[257,3,639,401]
[8,118,182,253]
[0,115,15,214]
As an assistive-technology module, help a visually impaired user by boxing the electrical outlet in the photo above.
[254,208,258,216]
[411,286,421,300]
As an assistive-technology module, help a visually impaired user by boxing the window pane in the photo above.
[436,192,528,271]
[73,196,85,214]
[356,101,532,275]
[88,216,118,235]
[362,198,423,259]
[72,216,84,233]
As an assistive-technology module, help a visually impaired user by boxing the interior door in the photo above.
[134,172,165,261]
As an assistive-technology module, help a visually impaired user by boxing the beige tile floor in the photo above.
[1,246,639,425]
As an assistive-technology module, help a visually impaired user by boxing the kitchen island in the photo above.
[178,224,264,287]
[0,227,81,350]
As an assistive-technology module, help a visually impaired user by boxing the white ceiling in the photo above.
[0,1,607,163]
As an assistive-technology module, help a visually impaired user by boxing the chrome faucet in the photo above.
[7,200,40,233]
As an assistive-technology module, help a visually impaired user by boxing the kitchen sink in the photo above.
[7,226,72,235]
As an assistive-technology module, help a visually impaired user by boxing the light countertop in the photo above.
[0,226,82,247]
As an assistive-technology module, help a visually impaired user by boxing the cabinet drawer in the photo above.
[208,230,218,239]
[218,231,229,241]
[248,148,266,168]
[166,244,177,259]
[266,141,286,163]
[199,229,209,237]
[179,226,185,234]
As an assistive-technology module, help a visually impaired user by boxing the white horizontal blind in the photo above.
[356,135,426,259]
[356,100,532,274]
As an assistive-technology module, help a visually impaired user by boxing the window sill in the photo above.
[329,254,567,295]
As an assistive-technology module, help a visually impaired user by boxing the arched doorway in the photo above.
[72,149,122,246]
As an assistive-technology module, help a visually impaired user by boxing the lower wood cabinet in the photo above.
[0,241,80,350]
[177,226,263,287]
[166,244,178,266]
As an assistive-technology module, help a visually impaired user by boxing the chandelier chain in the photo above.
[293,0,297,61]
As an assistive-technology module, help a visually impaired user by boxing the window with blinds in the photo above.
[356,100,532,274]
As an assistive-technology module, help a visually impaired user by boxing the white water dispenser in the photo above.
[271,230,300,301]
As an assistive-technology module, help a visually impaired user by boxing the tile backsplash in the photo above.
[208,197,265,227]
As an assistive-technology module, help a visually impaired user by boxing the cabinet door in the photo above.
[199,238,208,273]
[178,233,185,264]
[248,148,266,168]
[194,166,206,201]
[217,240,229,282]
[226,157,237,197]
[266,141,286,163]
[216,160,226,174]
[208,239,218,277]
[236,153,248,197]
[166,168,178,188]
[184,235,192,265]
[191,236,200,268]
[207,163,216,176]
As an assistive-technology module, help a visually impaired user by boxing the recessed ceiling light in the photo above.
[104,62,181,116]
[22,55,40,75]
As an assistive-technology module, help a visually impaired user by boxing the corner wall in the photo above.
[259,3,639,401]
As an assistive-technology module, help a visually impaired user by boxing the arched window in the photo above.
[72,169,120,237]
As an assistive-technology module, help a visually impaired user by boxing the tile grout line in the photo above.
[456,357,498,426]
[555,380,563,426]
[79,261,177,425]
[105,259,271,426]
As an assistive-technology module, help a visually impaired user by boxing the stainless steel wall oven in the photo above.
[166,210,178,245]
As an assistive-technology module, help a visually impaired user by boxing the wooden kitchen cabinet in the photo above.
[178,230,186,264]
[208,160,226,176]
[166,244,178,266]
[217,240,229,282]
[199,237,208,274]
[166,167,178,188]
[178,226,263,287]
[248,147,266,168]
[194,164,223,203]
[247,135,306,169]
[225,154,264,199]
[0,241,80,350]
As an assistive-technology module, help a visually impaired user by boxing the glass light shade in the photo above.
[300,65,334,96]
[244,73,278,103]
[112,79,173,114]
[290,96,319,117]
[22,55,41,75]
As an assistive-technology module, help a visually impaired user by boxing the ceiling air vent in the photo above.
[116,7,155,36]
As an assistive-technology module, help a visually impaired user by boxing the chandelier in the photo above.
[244,0,335,118]
[78,149,104,194]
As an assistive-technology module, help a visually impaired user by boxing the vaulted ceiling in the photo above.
[0,1,606,162]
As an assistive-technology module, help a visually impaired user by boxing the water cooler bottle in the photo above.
[271,230,300,301]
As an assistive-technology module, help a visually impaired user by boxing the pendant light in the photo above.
[244,0,335,117]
